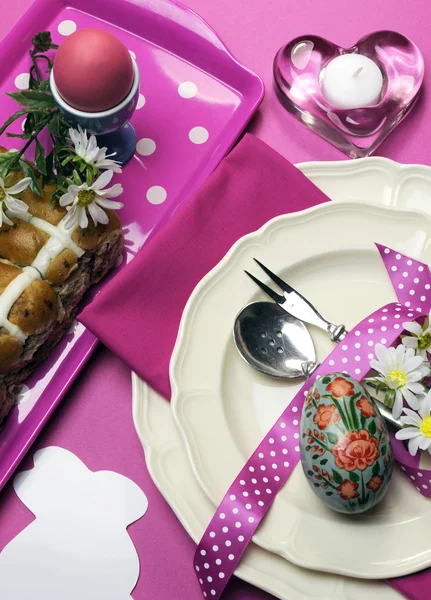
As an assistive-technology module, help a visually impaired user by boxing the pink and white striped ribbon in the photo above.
[193,244,431,599]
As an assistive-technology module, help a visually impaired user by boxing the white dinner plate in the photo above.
[134,157,431,596]
[132,375,402,599]
[170,199,431,579]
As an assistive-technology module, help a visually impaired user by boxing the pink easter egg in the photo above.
[53,28,134,112]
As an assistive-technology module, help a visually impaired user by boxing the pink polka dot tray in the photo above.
[0,0,263,488]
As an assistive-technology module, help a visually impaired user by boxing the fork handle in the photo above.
[327,323,348,343]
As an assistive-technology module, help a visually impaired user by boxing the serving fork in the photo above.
[245,259,348,342]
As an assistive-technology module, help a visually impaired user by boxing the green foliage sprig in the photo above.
[0,32,76,200]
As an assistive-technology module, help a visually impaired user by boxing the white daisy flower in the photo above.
[370,343,428,419]
[395,390,431,456]
[68,126,122,174]
[0,176,31,226]
[402,312,431,358]
[59,169,123,230]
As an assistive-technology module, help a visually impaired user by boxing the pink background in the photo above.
[1,0,431,599]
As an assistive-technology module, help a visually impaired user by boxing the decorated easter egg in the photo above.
[300,372,393,514]
[53,28,134,112]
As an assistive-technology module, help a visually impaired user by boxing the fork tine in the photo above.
[253,258,295,294]
[244,270,285,304]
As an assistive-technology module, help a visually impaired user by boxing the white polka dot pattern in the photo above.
[136,94,146,109]
[376,243,431,497]
[136,138,156,156]
[58,20,77,36]
[146,186,167,204]
[14,73,29,90]
[189,126,209,144]
[178,81,198,98]
[377,243,431,309]
[195,244,431,599]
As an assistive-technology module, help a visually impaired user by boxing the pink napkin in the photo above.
[79,133,426,599]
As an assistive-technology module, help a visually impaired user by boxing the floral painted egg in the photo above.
[300,372,394,514]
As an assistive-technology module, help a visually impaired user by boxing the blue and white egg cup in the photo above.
[50,58,140,164]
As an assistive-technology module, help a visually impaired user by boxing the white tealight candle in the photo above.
[321,53,383,110]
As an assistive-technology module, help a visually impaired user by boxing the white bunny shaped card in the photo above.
[0,446,148,599]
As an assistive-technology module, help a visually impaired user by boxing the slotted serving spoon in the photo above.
[234,301,401,430]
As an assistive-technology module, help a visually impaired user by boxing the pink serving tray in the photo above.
[0,0,264,489]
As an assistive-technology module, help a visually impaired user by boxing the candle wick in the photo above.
[352,67,363,78]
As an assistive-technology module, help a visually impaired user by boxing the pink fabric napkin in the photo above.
[79,133,426,599]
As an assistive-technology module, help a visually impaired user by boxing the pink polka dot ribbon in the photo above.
[376,244,431,490]
[194,244,431,599]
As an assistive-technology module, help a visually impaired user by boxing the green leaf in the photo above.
[0,151,20,175]
[306,411,312,418]
[320,458,328,466]
[312,454,319,460]
[384,389,395,408]
[322,377,331,384]
[61,155,75,167]
[307,470,314,477]
[360,414,366,429]
[349,396,360,430]
[372,462,381,476]
[24,112,34,136]
[86,166,94,185]
[0,109,29,136]
[35,138,46,175]
[37,79,51,92]
[72,169,82,185]
[332,469,343,485]
[358,493,370,505]
[327,432,338,444]
[6,90,56,110]
[369,420,377,436]
[19,160,42,196]
[47,114,62,137]
[376,381,388,394]
[313,482,320,488]
[5,132,30,139]
[325,491,334,496]
[381,444,387,456]
[349,472,360,483]
[333,398,352,431]
[305,445,311,452]
[42,150,54,187]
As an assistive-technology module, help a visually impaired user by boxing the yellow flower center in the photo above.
[0,188,6,201]
[77,189,95,206]
[421,416,431,438]
[387,369,407,388]
[418,332,431,350]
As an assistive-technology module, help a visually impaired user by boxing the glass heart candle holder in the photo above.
[273,31,424,158]
[50,58,140,164]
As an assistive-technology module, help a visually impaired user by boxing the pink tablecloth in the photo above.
[1,1,431,599]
